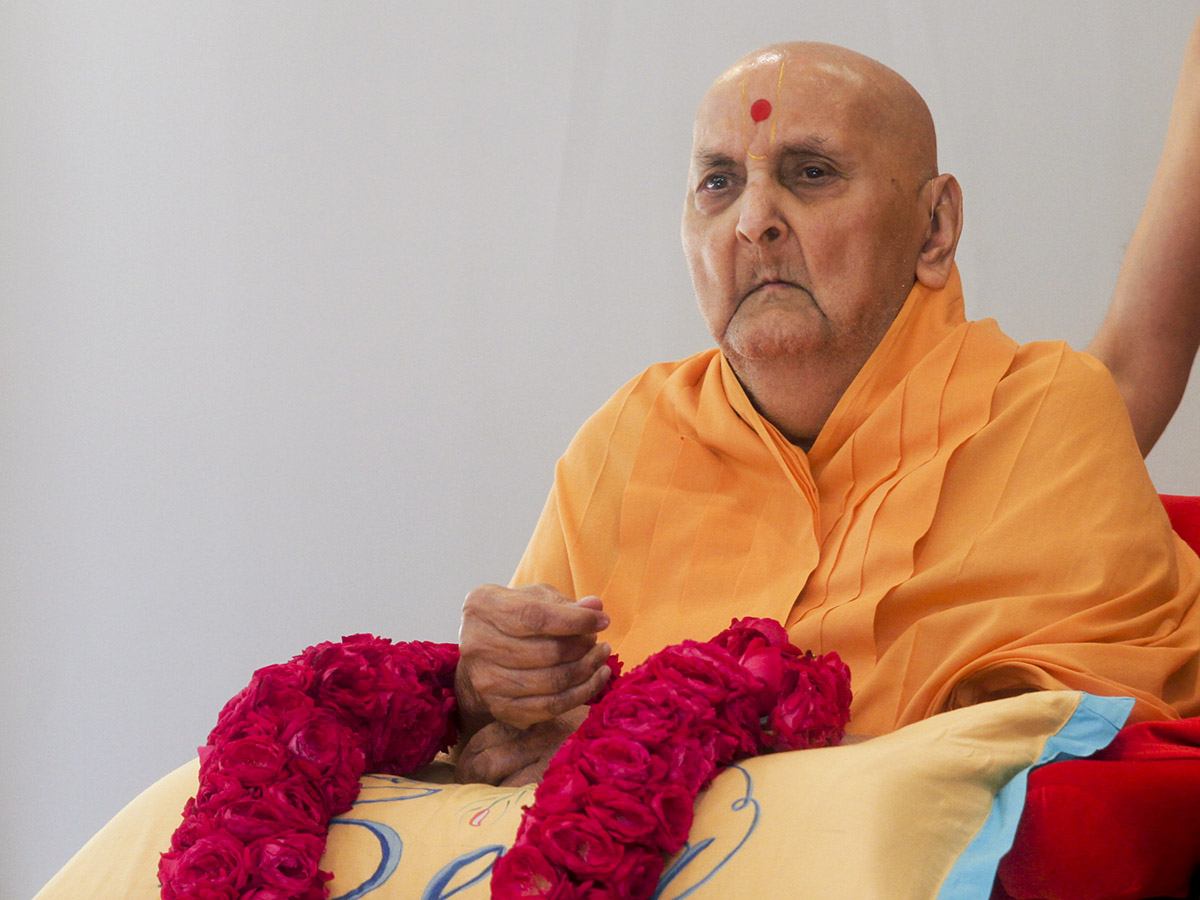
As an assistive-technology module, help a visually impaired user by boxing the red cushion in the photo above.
[994,496,1200,900]
[1161,494,1200,555]
[998,757,1200,900]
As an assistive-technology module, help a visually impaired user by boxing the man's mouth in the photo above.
[745,279,807,300]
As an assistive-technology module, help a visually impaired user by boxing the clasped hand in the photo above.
[454,583,611,783]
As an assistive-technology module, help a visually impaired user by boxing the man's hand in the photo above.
[456,583,611,735]
[455,706,588,786]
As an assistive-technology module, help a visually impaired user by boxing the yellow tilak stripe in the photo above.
[742,58,785,161]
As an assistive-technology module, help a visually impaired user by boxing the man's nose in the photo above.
[736,181,787,245]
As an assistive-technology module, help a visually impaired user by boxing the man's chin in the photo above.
[720,301,828,355]
[721,322,823,362]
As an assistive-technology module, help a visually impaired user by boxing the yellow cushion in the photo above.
[34,690,1130,900]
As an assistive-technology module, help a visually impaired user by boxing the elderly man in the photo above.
[454,41,1200,785]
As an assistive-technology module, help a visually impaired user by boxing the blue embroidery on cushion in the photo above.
[421,845,506,899]
[651,765,759,900]
[328,817,403,900]
[353,774,444,803]
[329,768,757,900]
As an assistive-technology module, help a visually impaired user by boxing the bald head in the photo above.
[698,42,938,188]
[681,41,962,447]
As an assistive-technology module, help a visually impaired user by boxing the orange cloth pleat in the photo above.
[511,268,1200,735]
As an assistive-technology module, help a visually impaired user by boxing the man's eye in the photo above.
[703,173,731,191]
[783,158,836,184]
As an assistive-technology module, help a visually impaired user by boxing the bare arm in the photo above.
[1089,15,1200,455]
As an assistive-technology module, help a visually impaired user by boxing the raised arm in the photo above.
[1088,15,1200,455]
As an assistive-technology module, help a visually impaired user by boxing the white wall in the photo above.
[3,2,1198,896]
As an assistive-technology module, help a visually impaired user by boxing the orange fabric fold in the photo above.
[512,268,1200,734]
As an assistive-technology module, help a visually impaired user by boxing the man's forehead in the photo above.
[699,50,874,122]
[692,65,864,162]
[690,43,935,176]
[690,134,840,169]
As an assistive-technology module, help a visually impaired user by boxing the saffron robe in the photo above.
[511,269,1200,735]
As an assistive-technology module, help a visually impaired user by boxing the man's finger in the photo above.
[576,594,604,610]
[473,640,610,700]
[462,585,610,640]
[462,626,598,670]
[501,634,606,670]
[509,596,610,639]
[491,657,613,729]
[499,760,549,787]
[455,719,556,785]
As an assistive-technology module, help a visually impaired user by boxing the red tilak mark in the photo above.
[750,98,772,122]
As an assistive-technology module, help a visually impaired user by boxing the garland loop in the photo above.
[161,619,850,900]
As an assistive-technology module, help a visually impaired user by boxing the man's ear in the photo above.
[915,174,963,289]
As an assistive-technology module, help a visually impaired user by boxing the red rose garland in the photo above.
[160,619,850,900]
[159,635,459,900]
[489,617,851,898]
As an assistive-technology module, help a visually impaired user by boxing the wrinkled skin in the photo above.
[453,582,610,780]
[455,706,589,786]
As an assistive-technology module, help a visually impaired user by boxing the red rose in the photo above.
[491,844,577,899]
[214,777,326,842]
[249,672,316,729]
[513,810,545,846]
[582,784,658,843]
[591,848,662,900]
[813,651,853,713]
[168,807,220,852]
[534,767,590,815]
[158,832,250,899]
[208,707,289,746]
[212,734,290,786]
[251,662,314,699]
[217,795,294,842]
[282,710,366,811]
[594,681,705,747]
[657,736,713,794]
[242,888,294,900]
[539,813,624,877]
[169,627,846,900]
[368,689,455,771]
[208,664,313,746]
[248,833,329,892]
[303,634,386,670]
[713,617,789,658]
[210,684,254,736]
[648,783,695,853]
[573,736,668,790]
[640,643,760,711]
[586,655,624,706]
[738,644,786,698]
[309,645,386,724]
[710,695,763,756]
[768,652,852,750]
[400,639,459,675]
[261,774,331,831]
[283,710,363,778]
[190,771,245,817]
[625,643,732,705]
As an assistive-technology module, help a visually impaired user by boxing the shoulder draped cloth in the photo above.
[512,269,1200,734]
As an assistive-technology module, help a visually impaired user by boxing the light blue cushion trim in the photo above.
[935,692,1135,900]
